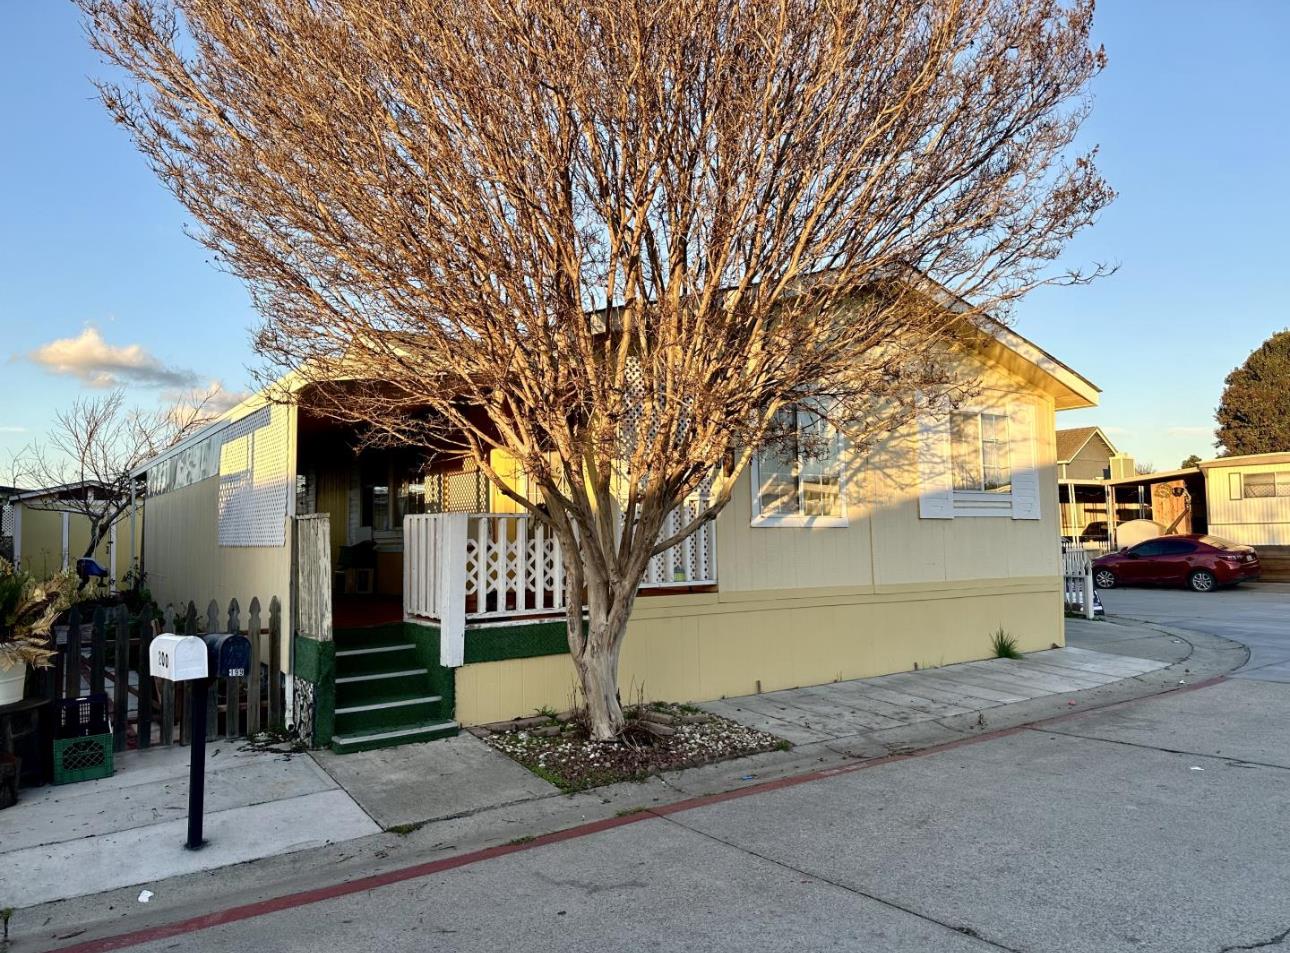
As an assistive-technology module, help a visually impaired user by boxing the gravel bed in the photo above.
[483,703,789,792]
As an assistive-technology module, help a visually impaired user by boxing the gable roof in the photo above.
[1056,426,1117,463]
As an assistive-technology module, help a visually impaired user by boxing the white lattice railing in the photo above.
[404,507,719,666]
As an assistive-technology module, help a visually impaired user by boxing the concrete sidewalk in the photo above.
[14,615,1262,953]
[2,614,1240,929]
[701,643,1167,744]
[0,741,379,909]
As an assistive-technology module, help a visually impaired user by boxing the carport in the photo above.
[1105,466,1207,543]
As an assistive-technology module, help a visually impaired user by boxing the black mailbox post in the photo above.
[185,633,253,849]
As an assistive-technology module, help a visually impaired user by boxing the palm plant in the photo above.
[0,559,75,672]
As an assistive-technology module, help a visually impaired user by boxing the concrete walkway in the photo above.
[313,734,558,829]
[2,615,1234,930]
[22,615,1271,953]
[0,742,379,909]
[700,644,1167,744]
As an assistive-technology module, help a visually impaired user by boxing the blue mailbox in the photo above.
[203,633,251,679]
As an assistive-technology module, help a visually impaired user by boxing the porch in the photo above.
[403,507,719,665]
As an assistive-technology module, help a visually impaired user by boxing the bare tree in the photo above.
[81,0,1112,738]
[18,390,212,566]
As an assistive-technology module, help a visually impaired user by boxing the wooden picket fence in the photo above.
[55,596,286,752]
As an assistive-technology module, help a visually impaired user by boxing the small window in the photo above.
[1242,471,1290,499]
[1155,540,1197,556]
[398,479,427,521]
[363,484,391,530]
[752,407,845,525]
[1131,540,1167,557]
[951,411,1011,493]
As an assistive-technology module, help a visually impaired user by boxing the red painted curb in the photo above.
[43,673,1228,953]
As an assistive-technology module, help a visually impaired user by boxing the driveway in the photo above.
[1099,582,1290,682]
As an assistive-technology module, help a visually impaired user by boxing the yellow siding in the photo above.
[142,477,292,666]
[456,359,1067,726]
[15,503,130,579]
[1205,463,1290,546]
[455,578,1061,725]
[487,449,528,513]
[17,506,66,579]
[714,368,1059,594]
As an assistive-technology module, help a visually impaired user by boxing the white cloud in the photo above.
[1166,425,1215,439]
[28,326,197,389]
[194,380,251,415]
[0,426,27,434]
[164,380,251,422]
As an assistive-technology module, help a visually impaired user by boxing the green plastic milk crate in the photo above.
[52,733,115,785]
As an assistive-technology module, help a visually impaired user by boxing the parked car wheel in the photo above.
[1189,569,1217,593]
[1093,568,1117,589]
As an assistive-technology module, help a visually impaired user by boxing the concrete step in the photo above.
[330,720,460,754]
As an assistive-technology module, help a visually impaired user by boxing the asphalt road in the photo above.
[104,586,1289,953]
[1100,582,1290,682]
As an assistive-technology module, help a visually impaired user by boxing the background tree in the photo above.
[18,390,211,566]
[1180,454,1202,469]
[1134,461,1155,475]
[81,0,1112,739]
[1215,330,1290,455]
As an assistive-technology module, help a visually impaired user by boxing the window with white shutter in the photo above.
[917,397,1040,520]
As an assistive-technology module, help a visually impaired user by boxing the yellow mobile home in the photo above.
[134,321,1098,752]
[9,483,131,583]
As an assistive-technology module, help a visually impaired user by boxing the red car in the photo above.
[1093,535,1260,593]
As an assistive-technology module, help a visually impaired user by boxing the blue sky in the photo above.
[1,2,1287,472]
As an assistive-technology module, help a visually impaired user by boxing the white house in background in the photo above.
[1199,452,1290,546]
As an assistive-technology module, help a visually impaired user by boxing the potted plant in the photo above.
[0,559,73,706]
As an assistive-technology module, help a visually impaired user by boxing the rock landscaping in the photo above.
[477,703,788,792]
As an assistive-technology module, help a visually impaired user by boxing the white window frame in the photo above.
[749,408,848,528]
[1240,470,1290,500]
[950,407,1015,518]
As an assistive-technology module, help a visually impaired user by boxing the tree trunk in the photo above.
[82,519,103,562]
[558,525,644,742]
[573,622,626,741]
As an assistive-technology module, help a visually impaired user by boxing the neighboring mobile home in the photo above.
[1199,452,1290,547]
[132,321,1099,752]
[7,482,132,583]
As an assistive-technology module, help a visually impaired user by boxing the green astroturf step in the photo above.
[330,720,460,754]
[335,668,433,707]
[335,643,420,676]
[334,693,445,734]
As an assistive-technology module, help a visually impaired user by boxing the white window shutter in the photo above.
[1009,402,1041,520]
[916,398,954,520]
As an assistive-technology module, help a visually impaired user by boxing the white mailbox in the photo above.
[150,634,209,682]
